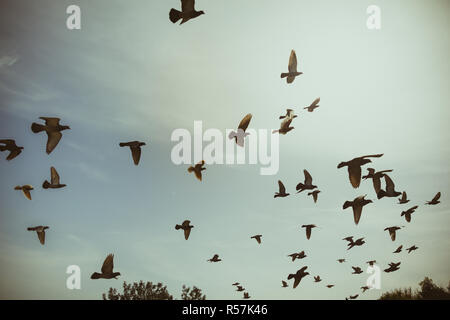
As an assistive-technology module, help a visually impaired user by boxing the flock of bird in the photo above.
[0,0,444,300]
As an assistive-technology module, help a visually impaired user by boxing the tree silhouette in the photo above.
[379,277,450,300]
[102,281,206,300]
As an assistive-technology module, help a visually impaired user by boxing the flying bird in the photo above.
[425,192,441,205]
[307,190,321,203]
[296,170,317,193]
[361,286,370,293]
[362,168,393,195]
[274,180,289,198]
[272,117,294,135]
[337,259,346,263]
[314,276,322,283]
[384,262,401,273]
[207,254,222,262]
[326,285,335,288]
[27,226,49,245]
[251,235,262,244]
[279,109,298,120]
[91,254,121,279]
[304,98,320,112]
[337,154,384,188]
[406,245,418,253]
[232,282,240,286]
[345,237,365,250]
[366,260,376,266]
[343,195,373,225]
[175,220,194,240]
[377,174,402,199]
[31,117,70,154]
[288,251,307,261]
[228,114,252,147]
[280,50,303,84]
[0,139,23,160]
[236,286,245,292]
[14,185,34,200]
[401,205,419,223]
[281,280,288,288]
[43,167,66,189]
[169,0,204,25]
[287,266,309,289]
[188,160,206,181]
[348,294,359,300]
[301,224,316,240]
[384,226,402,241]
[352,266,363,274]
[243,292,250,299]
[398,191,410,204]
[119,141,146,165]
[393,245,403,253]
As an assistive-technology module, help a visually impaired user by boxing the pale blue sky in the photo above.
[0,0,449,299]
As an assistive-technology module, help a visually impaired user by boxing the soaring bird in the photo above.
[188,160,206,181]
[280,50,303,84]
[425,192,441,205]
[14,185,34,200]
[401,206,419,223]
[31,117,70,154]
[27,226,49,245]
[236,286,245,292]
[91,254,121,279]
[119,141,146,165]
[326,284,335,288]
[232,282,240,286]
[251,235,262,244]
[314,276,322,283]
[384,226,402,241]
[352,266,363,274]
[288,251,307,261]
[366,260,376,266]
[228,114,252,147]
[272,118,294,135]
[345,237,365,250]
[0,139,23,160]
[296,170,317,193]
[301,224,316,240]
[406,245,418,253]
[337,259,346,263]
[308,190,321,203]
[304,98,320,112]
[175,220,194,240]
[377,174,402,199]
[279,109,298,120]
[393,245,403,253]
[337,154,384,188]
[343,195,373,225]
[281,280,288,288]
[207,254,222,262]
[398,191,410,204]
[287,266,309,289]
[362,168,393,195]
[274,180,289,198]
[42,167,66,189]
[361,286,370,293]
[243,292,250,299]
[384,262,401,273]
[169,0,204,25]
[348,294,359,300]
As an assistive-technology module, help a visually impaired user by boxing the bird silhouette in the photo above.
[207,254,222,262]
[169,0,204,25]
[344,237,365,250]
[236,286,245,292]
[272,117,294,135]
[288,251,307,261]
[251,235,262,244]
[296,170,317,193]
[301,224,316,240]
[188,160,206,181]
[279,109,298,120]
[401,205,419,223]
[175,220,194,240]
[337,154,383,188]
[287,266,309,288]
[326,284,335,288]
[362,168,393,195]
[31,117,70,154]
[377,174,402,199]
[352,266,363,274]
[337,259,346,263]
[280,50,303,84]
[274,180,289,198]
[307,190,321,203]
[232,282,240,286]
[228,114,252,147]
[314,276,322,282]
[384,226,402,241]
[243,292,250,299]
[348,294,359,300]
[119,141,146,165]
[425,192,441,205]
[384,262,401,273]
[398,191,410,204]
[42,167,66,189]
[14,185,34,200]
[406,245,418,253]
[304,98,320,112]
[366,260,376,266]
[343,195,373,225]
[91,254,121,279]
[361,286,370,293]
[393,245,403,253]
[0,139,23,160]
[27,226,49,245]
[281,280,288,288]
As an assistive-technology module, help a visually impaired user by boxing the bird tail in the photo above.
[31,122,45,133]
[272,129,279,134]
[228,131,237,140]
[119,142,128,147]
[90,272,101,279]
[187,166,195,173]
[377,190,386,199]
[169,9,182,23]
[42,180,50,189]
[287,274,294,280]
[296,184,305,193]
[175,224,182,230]
[280,73,289,79]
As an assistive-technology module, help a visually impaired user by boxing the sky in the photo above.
[0,0,449,300]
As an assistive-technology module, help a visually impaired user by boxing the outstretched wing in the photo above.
[311,97,320,106]
[304,169,313,185]
[6,148,22,160]
[288,50,297,72]
[40,117,61,126]
[101,254,114,274]
[37,230,46,245]
[46,131,62,154]
[432,192,441,202]
[184,228,191,240]
[278,180,286,193]
[348,165,362,188]
[181,0,195,12]
[237,114,252,132]
[130,146,142,165]
[384,174,396,193]
[50,167,60,184]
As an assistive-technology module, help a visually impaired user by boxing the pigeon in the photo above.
[401,205,419,223]
[296,170,317,193]
[207,254,222,262]
[280,50,303,84]
[42,167,66,189]
[384,262,401,273]
[274,180,289,198]
[272,118,294,135]
[281,280,288,288]
[352,266,363,274]
[228,114,252,147]
[236,286,245,292]
[14,185,34,200]
[362,168,393,195]
[337,154,384,188]
[326,285,335,288]
[175,220,194,240]
[366,260,376,266]
[31,117,70,154]
[307,190,321,203]
[243,292,250,299]
[377,174,402,199]
[398,191,410,204]
[425,192,441,205]
[0,139,23,160]
[361,286,370,293]
[251,235,262,244]
[232,282,240,286]
[393,245,403,253]
[337,259,346,263]
[304,98,320,112]
[384,226,402,241]
[27,226,49,245]
[314,276,322,282]
[343,195,373,225]
[119,141,146,165]
[287,266,309,289]
[188,160,206,181]
[279,109,298,120]
[406,245,418,253]
[301,224,316,240]
[348,294,359,300]
[91,254,121,279]
[169,0,204,25]
[288,251,307,261]
[345,237,365,250]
